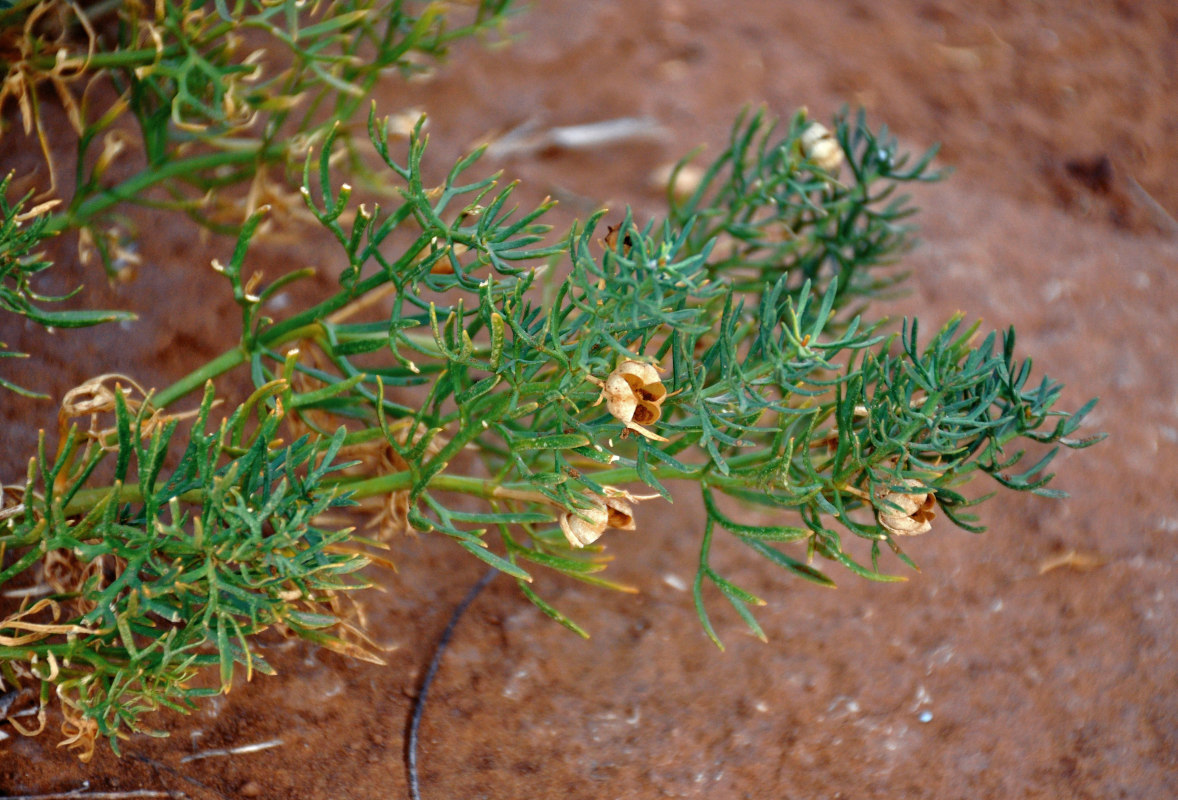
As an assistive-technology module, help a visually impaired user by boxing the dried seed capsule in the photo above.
[604,371,640,423]
[614,360,666,403]
[648,162,705,202]
[875,478,937,536]
[800,122,845,172]
[602,496,637,530]
[595,360,669,442]
[560,500,611,547]
[600,223,635,254]
[558,491,646,548]
[613,359,660,387]
[631,400,662,425]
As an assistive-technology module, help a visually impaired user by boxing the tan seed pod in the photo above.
[559,500,611,548]
[648,162,706,202]
[558,490,649,548]
[595,360,669,442]
[615,360,667,404]
[613,359,661,388]
[631,400,662,425]
[875,478,937,536]
[600,223,635,255]
[604,371,640,422]
[636,382,667,404]
[800,122,845,172]
[603,496,637,530]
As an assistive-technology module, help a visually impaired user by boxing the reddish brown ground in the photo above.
[4,1,1178,797]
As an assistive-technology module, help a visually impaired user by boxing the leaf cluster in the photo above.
[669,107,940,316]
[0,0,519,363]
[0,381,371,757]
[0,174,135,395]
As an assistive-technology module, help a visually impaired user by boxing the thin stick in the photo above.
[1127,176,1178,237]
[484,117,664,159]
[0,584,52,599]
[405,568,497,800]
[178,738,284,763]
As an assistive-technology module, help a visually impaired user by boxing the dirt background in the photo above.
[4,0,1178,797]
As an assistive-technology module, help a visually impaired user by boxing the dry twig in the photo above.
[483,116,664,159]
[178,738,284,763]
[1038,550,1105,575]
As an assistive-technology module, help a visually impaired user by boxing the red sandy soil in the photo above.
[3,1,1177,797]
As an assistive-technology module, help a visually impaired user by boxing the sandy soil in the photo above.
[3,1,1177,797]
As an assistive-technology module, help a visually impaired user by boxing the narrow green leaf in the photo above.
[513,433,591,451]
[458,541,531,581]
[517,579,589,638]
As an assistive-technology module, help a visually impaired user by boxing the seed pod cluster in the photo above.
[596,360,669,442]
[874,478,937,536]
[800,122,845,173]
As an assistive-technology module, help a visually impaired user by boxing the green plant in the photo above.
[0,0,515,393]
[0,2,1100,760]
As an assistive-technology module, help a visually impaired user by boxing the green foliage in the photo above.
[0,382,370,755]
[0,174,136,396]
[670,107,939,315]
[168,108,1099,648]
[0,0,517,270]
[0,2,1101,758]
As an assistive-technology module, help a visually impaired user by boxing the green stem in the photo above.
[151,347,246,409]
[54,423,1007,529]
[48,144,286,233]
[61,486,203,519]
[32,44,184,72]
[151,322,324,408]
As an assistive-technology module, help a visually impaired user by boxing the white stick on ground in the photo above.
[484,117,665,159]
[178,737,284,763]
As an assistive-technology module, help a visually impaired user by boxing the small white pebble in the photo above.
[662,573,687,592]
[919,711,933,723]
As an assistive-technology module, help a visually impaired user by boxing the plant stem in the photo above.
[48,145,287,233]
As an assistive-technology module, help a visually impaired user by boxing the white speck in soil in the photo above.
[912,684,932,711]
[502,667,530,699]
[919,711,934,723]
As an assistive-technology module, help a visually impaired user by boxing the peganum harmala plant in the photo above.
[0,5,1100,762]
